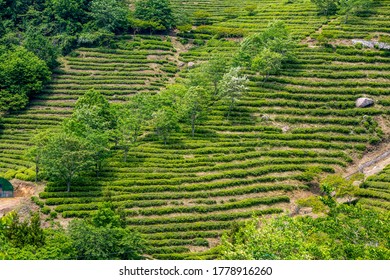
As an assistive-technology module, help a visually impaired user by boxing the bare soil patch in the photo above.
[0,180,44,219]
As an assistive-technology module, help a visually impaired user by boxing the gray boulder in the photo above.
[188,62,195,68]
[356,97,374,108]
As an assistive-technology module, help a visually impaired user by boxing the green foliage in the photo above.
[311,0,339,16]
[90,0,130,33]
[150,106,180,145]
[0,208,144,260]
[23,28,59,69]
[116,93,154,161]
[235,20,295,76]
[219,205,390,259]
[41,132,94,192]
[180,86,211,137]
[252,48,283,80]
[218,67,248,117]
[68,206,144,260]
[64,90,116,176]
[204,54,230,96]
[297,196,327,213]
[26,131,51,182]
[322,174,357,200]
[69,89,117,131]
[1,212,45,248]
[0,46,50,112]
[134,0,175,31]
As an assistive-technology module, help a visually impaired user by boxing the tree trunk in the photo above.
[96,162,99,178]
[67,180,71,193]
[213,82,218,97]
[124,147,129,162]
[35,164,39,183]
[191,115,196,137]
[228,98,234,117]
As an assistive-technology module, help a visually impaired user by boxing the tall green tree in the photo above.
[23,28,59,69]
[134,0,175,31]
[90,0,130,33]
[26,130,50,183]
[252,48,283,80]
[204,54,230,97]
[41,132,93,192]
[0,46,50,112]
[117,94,153,162]
[218,67,248,117]
[235,20,295,68]
[64,90,116,177]
[73,89,117,131]
[311,0,339,15]
[181,86,210,137]
[150,107,179,145]
[68,204,144,260]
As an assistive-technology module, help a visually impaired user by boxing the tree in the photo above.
[41,132,93,192]
[204,54,230,97]
[64,90,116,176]
[173,7,192,28]
[134,0,175,31]
[0,46,51,112]
[311,0,339,16]
[117,94,154,162]
[1,212,45,249]
[339,0,373,23]
[90,0,130,33]
[26,131,50,183]
[23,28,59,69]
[68,204,144,260]
[252,48,283,80]
[150,107,179,145]
[181,86,210,137]
[48,0,87,22]
[128,16,165,35]
[234,20,295,67]
[73,89,117,131]
[218,67,248,117]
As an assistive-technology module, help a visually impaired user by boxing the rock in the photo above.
[352,39,390,50]
[178,61,186,67]
[261,114,270,121]
[356,97,374,108]
[187,62,195,68]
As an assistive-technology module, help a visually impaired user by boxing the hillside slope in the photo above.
[0,0,389,259]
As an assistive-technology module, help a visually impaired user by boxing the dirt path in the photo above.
[169,35,189,82]
[301,16,339,47]
[0,179,43,218]
[344,145,390,179]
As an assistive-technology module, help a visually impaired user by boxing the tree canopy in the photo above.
[134,0,176,31]
[0,46,50,113]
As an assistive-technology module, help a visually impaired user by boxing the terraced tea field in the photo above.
[0,35,177,176]
[358,164,390,211]
[1,0,390,259]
